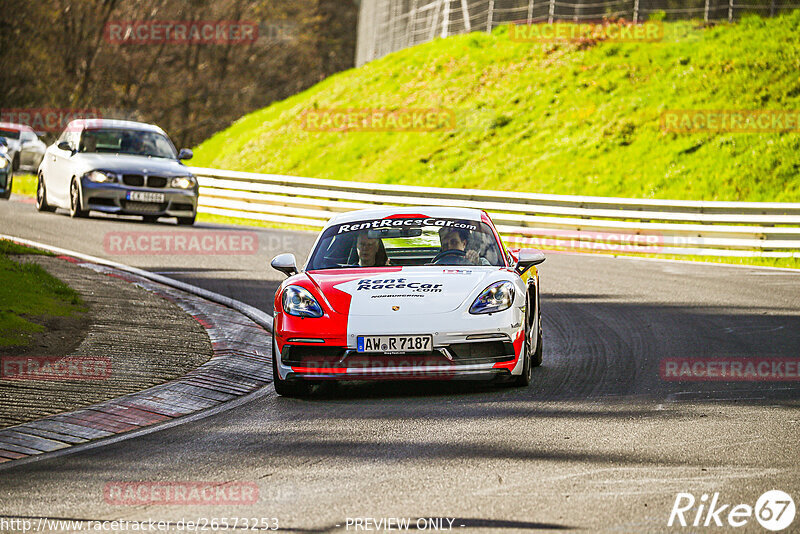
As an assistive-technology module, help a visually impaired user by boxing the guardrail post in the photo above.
[429,0,443,41]
[407,0,419,47]
[548,0,555,23]
[486,0,495,32]
[704,0,710,22]
[728,0,734,21]
[441,0,450,37]
[770,0,776,16]
[460,0,472,31]
[633,0,640,23]
[527,0,535,22]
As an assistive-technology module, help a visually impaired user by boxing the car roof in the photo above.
[64,119,168,135]
[325,206,486,226]
[0,122,34,132]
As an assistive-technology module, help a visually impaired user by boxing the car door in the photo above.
[47,128,79,207]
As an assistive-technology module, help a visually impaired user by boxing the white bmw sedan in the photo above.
[36,119,198,225]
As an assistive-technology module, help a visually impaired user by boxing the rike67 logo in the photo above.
[669,490,795,531]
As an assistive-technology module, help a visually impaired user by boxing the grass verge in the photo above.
[11,173,37,197]
[193,13,800,202]
[0,240,87,348]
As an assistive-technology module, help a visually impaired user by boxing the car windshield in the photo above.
[307,217,505,270]
[0,129,20,140]
[79,128,177,159]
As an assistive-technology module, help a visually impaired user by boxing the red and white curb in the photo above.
[0,236,274,468]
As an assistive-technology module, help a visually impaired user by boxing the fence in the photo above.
[356,0,800,65]
[189,166,800,259]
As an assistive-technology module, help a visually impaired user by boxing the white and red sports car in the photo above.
[270,207,545,396]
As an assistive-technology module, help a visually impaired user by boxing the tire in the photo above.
[69,179,88,218]
[531,316,543,368]
[272,335,312,397]
[142,215,159,224]
[36,175,56,211]
[12,154,19,172]
[0,173,10,200]
[508,295,534,387]
[177,214,196,226]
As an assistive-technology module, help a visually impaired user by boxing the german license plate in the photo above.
[357,335,432,353]
[126,191,165,203]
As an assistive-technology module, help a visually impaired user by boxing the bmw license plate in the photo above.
[126,191,165,203]
[357,335,432,353]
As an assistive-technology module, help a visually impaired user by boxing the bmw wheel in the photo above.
[69,179,88,218]
[36,174,56,212]
[0,172,11,200]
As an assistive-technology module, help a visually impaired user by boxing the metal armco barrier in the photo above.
[189,166,800,258]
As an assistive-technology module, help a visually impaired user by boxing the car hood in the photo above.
[68,153,191,176]
[306,266,502,316]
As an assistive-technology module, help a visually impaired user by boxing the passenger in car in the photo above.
[356,231,389,267]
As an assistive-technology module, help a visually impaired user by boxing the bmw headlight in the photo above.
[469,281,515,315]
[282,286,323,318]
[0,158,8,170]
[171,176,197,189]
[85,170,117,183]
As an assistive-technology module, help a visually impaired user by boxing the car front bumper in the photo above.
[80,179,197,217]
[275,310,526,381]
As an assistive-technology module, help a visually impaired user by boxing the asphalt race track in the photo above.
[1,197,799,532]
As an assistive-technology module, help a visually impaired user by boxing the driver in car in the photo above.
[438,227,489,265]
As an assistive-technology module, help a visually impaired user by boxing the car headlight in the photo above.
[0,158,7,170]
[171,176,197,189]
[469,281,515,315]
[282,286,324,318]
[85,170,117,183]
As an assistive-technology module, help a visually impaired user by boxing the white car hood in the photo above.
[327,266,498,316]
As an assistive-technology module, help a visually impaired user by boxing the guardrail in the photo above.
[189,166,800,258]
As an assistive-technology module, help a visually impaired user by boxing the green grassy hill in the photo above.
[193,13,800,202]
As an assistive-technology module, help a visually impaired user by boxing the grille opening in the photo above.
[147,176,167,188]
[448,341,514,362]
[88,198,117,207]
[122,174,144,186]
[121,200,167,213]
[171,202,194,211]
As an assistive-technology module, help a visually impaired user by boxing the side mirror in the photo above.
[178,148,193,160]
[271,253,298,277]
[515,248,545,275]
[57,141,73,153]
